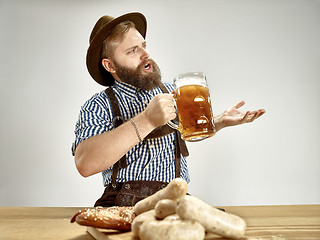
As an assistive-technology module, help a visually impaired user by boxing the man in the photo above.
[72,12,265,207]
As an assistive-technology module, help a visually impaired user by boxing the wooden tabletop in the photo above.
[1,205,319,240]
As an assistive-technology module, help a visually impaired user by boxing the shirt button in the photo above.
[149,144,155,148]
[143,100,148,105]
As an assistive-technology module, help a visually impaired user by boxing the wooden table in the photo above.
[1,205,319,240]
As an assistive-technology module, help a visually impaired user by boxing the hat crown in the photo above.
[89,15,114,44]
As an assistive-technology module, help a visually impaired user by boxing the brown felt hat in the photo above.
[86,12,147,86]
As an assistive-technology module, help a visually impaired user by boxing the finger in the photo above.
[153,94,174,103]
[158,96,175,106]
[259,109,266,115]
[257,109,266,118]
[251,109,266,120]
[169,112,177,120]
[247,111,260,122]
[161,93,174,99]
[241,111,250,123]
[166,104,176,112]
[234,100,245,109]
[246,109,265,122]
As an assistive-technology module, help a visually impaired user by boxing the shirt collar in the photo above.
[113,80,153,98]
[113,80,138,99]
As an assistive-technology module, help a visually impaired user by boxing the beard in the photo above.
[113,58,162,91]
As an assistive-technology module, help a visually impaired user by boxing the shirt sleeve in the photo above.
[163,82,174,93]
[71,92,112,156]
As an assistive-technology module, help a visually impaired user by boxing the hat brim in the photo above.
[86,12,147,86]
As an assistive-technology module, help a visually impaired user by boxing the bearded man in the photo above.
[71,12,265,207]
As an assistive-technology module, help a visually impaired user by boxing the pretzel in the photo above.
[70,206,135,231]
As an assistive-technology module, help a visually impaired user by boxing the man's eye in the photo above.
[128,48,137,54]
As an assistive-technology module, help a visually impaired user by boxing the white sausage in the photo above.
[163,214,180,221]
[176,195,246,239]
[139,219,205,240]
[134,178,188,215]
[131,209,156,237]
[155,199,177,219]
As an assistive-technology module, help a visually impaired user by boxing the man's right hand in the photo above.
[143,94,177,128]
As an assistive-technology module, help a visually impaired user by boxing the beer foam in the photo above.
[175,76,207,88]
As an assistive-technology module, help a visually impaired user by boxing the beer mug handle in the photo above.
[167,100,180,129]
[167,117,179,129]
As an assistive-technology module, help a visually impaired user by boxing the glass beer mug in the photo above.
[168,72,216,142]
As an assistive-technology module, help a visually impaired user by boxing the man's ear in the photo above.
[101,58,116,73]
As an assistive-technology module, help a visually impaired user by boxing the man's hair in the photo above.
[100,21,136,60]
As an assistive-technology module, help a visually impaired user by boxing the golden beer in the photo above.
[175,84,215,141]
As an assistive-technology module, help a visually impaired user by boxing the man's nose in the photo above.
[140,47,150,60]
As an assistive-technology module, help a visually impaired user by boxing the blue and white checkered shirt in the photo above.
[72,80,190,186]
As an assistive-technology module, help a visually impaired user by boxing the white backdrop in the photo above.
[1,0,319,207]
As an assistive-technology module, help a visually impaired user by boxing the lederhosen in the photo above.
[94,83,189,207]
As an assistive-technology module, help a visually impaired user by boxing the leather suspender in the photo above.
[105,87,128,187]
[105,83,189,186]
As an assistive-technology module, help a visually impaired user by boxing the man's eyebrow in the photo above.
[125,41,147,52]
[125,45,137,52]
